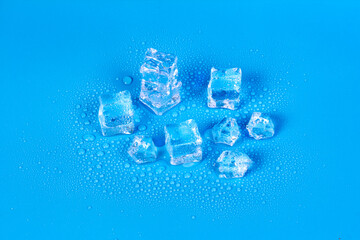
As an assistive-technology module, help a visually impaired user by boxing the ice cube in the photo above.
[213,150,253,178]
[140,48,182,115]
[212,117,240,146]
[128,135,158,164]
[207,67,242,110]
[246,112,275,140]
[165,119,203,165]
[98,90,135,136]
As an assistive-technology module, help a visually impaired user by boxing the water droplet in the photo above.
[124,163,131,168]
[191,215,196,220]
[138,124,147,131]
[83,134,95,142]
[183,162,197,168]
[81,113,87,118]
[96,164,102,169]
[122,76,133,85]
[155,166,166,174]
[78,148,86,155]
[103,143,110,149]
[131,177,138,182]
[184,173,191,179]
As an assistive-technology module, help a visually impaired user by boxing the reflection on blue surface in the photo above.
[1,0,359,239]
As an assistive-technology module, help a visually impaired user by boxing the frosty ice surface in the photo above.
[98,90,135,136]
[207,67,242,110]
[165,119,203,165]
[212,117,240,146]
[246,112,275,140]
[213,151,253,178]
[128,135,158,164]
[140,48,182,115]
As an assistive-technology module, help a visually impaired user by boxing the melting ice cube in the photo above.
[128,135,158,164]
[98,90,134,136]
[246,112,275,140]
[165,119,202,165]
[140,48,182,115]
[207,67,242,110]
[212,117,240,146]
[213,150,253,178]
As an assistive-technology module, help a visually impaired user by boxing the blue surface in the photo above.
[1,1,360,239]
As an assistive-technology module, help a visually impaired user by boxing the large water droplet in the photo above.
[122,76,133,85]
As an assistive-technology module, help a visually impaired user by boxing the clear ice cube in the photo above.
[165,119,203,165]
[213,150,253,178]
[98,90,135,136]
[128,135,158,164]
[140,48,182,115]
[246,112,275,140]
[207,67,242,110]
[212,117,240,146]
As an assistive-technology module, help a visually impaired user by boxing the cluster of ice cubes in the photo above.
[96,48,276,178]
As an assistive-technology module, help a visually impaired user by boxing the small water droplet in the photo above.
[83,134,95,142]
[138,124,147,131]
[78,148,86,155]
[155,166,166,174]
[122,76,133,85]
[184,173,192,179]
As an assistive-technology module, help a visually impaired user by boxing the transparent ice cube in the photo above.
[246,112,275,140]
[140,48,182,115]
[212,117,240,146]
[98,90,134,136]
[165,119,203,165]
[128,135,158,164]
[213,150,253,178]
[207,67,242,110]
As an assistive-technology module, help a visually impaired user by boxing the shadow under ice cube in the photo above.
[212,117,240,146]
[214,150,253,178]
[246,112,275,140]
[165,119,203,165]
[140,48,182,115]
[128,135,158,164]
[207,67,242,110]
[98,90,135,136]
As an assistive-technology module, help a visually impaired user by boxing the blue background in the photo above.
[1,0,359,239]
